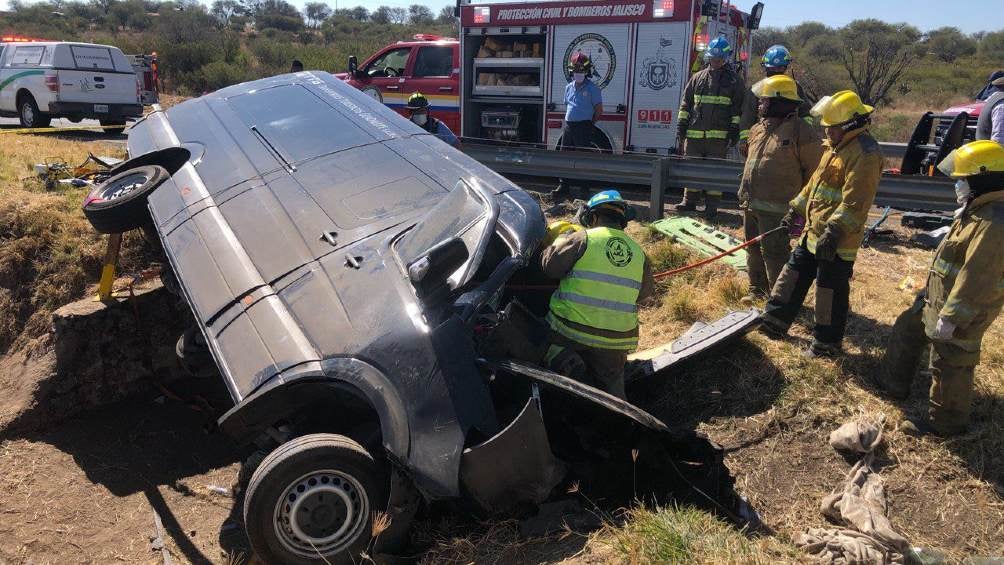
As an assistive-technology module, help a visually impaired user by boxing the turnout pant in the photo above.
[546,331,628,399]
[763,243,854,345]
[743,209,791,297]
[882,299,980,434]
[682,138,729,204]
[558,120,595,189]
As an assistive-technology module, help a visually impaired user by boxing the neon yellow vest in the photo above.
[547,227,644,350]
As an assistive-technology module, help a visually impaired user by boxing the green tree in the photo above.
[977,30,1004,58]
[408,4,433,25]
[348,6,369,21]
[210,0,242,28]
[371,5,391,23]
[837,19,923,105]
[255,0,304,31]
[303,1,330,27]
[924,27,977,63]
[436,5,453,23]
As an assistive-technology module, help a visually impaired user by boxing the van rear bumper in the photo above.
[47,102,143,120]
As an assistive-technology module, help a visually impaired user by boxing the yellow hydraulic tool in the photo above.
[96,233,122,302]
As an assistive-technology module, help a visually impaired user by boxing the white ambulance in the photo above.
[458,0,762,154]
[0,40,144,133]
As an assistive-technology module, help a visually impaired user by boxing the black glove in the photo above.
[815,224,843,262]
[779,208,799,231]
[676,124,688,152]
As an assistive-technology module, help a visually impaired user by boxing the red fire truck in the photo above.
[336,34,461,134]
[458,0,762,154]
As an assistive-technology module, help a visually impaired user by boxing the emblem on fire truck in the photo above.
[564,33,616,89]
[639,37,677,91]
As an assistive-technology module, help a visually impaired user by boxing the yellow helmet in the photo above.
[544,220,583,246]
[810,90,874,127]
[751,75,801,102]
[937,140,1004,178]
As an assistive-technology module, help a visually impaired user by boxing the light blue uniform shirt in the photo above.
[564,79,602,122]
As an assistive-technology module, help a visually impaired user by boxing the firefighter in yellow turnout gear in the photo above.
[760,90,883,358]
[541,190,656,398]
[675,37,745,220]
[740,75,823,298]
[876,140,1004,435]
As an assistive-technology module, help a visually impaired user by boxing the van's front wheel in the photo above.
[18,94,51,129]
[244,434,388,565]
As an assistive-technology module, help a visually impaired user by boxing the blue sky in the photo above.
[3,0,1003,32]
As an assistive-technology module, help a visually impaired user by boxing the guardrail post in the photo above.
[649,156,668,220]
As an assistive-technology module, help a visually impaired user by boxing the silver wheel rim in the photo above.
[22,103,34,125]
[99,172,149,201]
[273,469,369,558]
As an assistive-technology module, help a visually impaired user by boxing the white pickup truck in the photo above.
[0,41,144,134]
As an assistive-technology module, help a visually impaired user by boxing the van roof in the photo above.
[0,41,124,51]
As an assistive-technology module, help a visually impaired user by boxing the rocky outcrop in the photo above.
[0,281,192,434]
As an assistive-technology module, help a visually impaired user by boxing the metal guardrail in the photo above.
[879,142,908,160]
[463,141,954,219]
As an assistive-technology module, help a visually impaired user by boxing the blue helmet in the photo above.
[762,44,792,70]
[587,189,627,212]
[584,189,635,224]
[705,36,732,60]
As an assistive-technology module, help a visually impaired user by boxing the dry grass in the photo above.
[0,133,155,352]
[597,505,800,564]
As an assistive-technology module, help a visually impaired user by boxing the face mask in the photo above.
[954,179,971,205]
[573,72,585,84]
[411,113,427,126]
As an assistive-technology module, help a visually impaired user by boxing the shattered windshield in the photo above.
[397,179,496,289]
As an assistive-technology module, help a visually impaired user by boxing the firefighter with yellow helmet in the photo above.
[541,190,655,398]
[759,90,883,358]
[739,74,823,300]
[875,140,1004,435]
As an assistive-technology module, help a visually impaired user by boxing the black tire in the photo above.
[82,165,169,234]
[244,434,388,565]
[18,94,51,129]
[100,119,127,135]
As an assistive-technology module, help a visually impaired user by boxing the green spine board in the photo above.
[650,217,748,271]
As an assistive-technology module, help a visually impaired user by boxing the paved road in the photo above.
[0,116,128,146]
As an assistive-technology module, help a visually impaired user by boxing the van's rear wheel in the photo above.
[244,434,387,565]
[100,120,127,135]
[82,165,169,234]
[18,94,51,129]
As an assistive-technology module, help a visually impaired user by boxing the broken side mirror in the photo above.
[348,55,359,77]
[407,237,469,300]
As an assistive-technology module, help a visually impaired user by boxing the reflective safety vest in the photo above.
[547,227,645,351]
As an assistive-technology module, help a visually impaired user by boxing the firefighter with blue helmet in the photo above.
[675,36,746,219]
[739,44,812,156]
[541,189,656,398]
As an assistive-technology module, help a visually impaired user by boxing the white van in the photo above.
[0,41,143,134]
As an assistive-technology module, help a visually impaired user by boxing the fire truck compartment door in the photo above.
[629,21,690,150]
[549,24,630,112]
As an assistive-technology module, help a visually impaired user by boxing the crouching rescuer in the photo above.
[760,90,883,358]
[876,140,1004,435]
[542,190,655,398]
